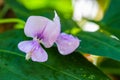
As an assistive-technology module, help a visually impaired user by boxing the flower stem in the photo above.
[0,18,25,24]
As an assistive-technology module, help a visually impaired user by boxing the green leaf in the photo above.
[100,0,120,39]
[0,29,110,80]
[77,31,120,61]
[97,58,120,75]
[61,18,80,32]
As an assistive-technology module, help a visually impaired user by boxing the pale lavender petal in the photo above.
[41,12,60,48]
[24,16,51,38]
[18,40,48,62]
[18,40,37,53]
[55,33,80,55]
[31,45,48,62]
[53,11,60,27]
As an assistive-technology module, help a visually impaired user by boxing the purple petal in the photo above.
[24,16,51,38]
[41,12,60,48]
[18,40,37,53]
[31,45,48,62]
[55,33,80,55]
[18,40,48,62]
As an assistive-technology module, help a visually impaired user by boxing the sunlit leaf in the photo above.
[5,0,73,20]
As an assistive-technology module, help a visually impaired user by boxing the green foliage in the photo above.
[101,0,120,39]
[5,0,72,21]
[77,31,120,61]
[0,30,110,80]
[97,58,120,75]
[5,0,53,20]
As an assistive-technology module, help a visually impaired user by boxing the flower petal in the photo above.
[24,16,51,38]
[55,33,80,55]
[41,12,61,48]
[18,40,48,62]
[18,40,37,53]
[31,45,48,62]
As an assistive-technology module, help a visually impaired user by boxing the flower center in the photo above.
[33,37,42,43]
[33,21,48,43]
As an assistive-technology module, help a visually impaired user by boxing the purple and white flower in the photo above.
[18,11,80,62]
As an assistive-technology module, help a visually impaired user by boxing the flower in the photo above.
[18,11,80,62]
